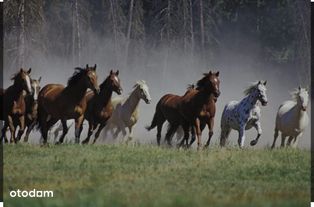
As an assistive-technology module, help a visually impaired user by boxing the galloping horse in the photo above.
[0,68,32,143]
[220,81,268,148]
[146,71,220,149]
[271,87,309,148]
[37,64,99,144]
[103,80,151,142]
[23,77,42,142]
[175,83,219,148]
[82,70,122,144]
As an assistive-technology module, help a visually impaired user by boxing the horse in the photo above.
[37,64,99,145]
[271,87,309,148]
[146,71,220,150]
[174,83,219,148]
[102,80,151,142]
[81,70,122,144]
[0,68,32,143]
[219,81,268,148]
[23,77,42,142]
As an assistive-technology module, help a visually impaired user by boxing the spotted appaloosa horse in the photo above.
[220,81,268,148]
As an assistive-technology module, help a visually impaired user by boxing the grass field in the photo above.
[3,143,310,207]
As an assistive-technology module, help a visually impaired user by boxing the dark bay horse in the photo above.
[37,64,99,144]
[82,70,122,144]
[146,71,220,149]
[23,77,42,142]
[0,68,32,143]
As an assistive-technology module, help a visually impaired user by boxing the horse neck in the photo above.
[240,93,258,110]
[10,82,25,100]
[293,101,306,119]
[123,89,141,115]
[96,82,113,106]
[64,82,88,104]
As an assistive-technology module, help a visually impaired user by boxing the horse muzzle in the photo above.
[145,99,151,104]
[94,88,100,94]
[116,88,122,95]
[214,91,220,98]
[302,106,307,111]
[261,101,268,106]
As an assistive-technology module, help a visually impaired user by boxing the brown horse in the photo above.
[82,70,122,144]
[23,77,42,142]
[146,71,220,149]
[0,68,32,143]
[37,64,99,144]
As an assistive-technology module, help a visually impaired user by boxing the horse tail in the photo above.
[145,101,164,131]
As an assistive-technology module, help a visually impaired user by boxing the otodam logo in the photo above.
[9,189,54,198]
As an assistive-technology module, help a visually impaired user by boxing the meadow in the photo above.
[3,143,310,207]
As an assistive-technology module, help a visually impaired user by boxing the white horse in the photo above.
[102,80,151,142]
[220,81,268,148]
[271,87,309,149]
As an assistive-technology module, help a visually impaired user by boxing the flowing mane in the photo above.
[133,80,146,89]
[67,68,87,86]
[99,76,110,91]
[196,73,210,90]
[243,81,259,96]
[186,84,195,90]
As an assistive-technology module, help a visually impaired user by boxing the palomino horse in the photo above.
[23,77,42,142]
[271,87,309,148]
[103,80,151,142]
[220,81,268,148]
[146,71,220,149]
[0,68,32,143]
[82,70,122,144]
[37,64,99,144]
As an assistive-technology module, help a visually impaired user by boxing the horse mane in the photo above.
[133,80,146,89]
[67,67,87,86]
[10,71,22,81]
[243,81,259,95]
[186,84,195,90]
[196,74,210,90]
[290,88,302,101]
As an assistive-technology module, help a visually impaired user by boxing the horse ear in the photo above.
[110,70,113,74]
[298,86,301,91]
[20,68,23,72]
[258,80,261,84]
[116,70,119,76]
[27,68,32,74]
[208,70,212,75]
[94,64,97,70]
[38,76,42,82]
[86,64,89,69]
[263,80,267,86]
[216,71,219,77]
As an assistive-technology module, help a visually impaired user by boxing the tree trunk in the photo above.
[75,0,81,66]
[17,0,25,68]
[72,0,81,66]
[110,0,118,65]
[189,0,194,58]
[183,0,187,53]
[199,0,205,56]
[125,0,134,67]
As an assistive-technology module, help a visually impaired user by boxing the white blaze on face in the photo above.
[114,76,119,83]
[25,75,32,93]
[33,82,38,101]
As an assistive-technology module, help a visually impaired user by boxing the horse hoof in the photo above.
[250,140,257,146]
[55,141,61,145]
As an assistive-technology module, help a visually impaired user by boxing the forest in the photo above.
[3,0,310,84]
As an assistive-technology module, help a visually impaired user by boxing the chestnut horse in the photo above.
[82,70,122,144]
[0,68,32,143]
[146,71,220,149]
[37,64,99,144]
[23,77,42,142]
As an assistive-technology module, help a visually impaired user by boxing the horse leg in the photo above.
[16,116,25,142]
[179,123,190,148]
[7,115,17,144]
[24,122,35,142]
[74,116,84,144]
[126,125,134,143]
[54,119,68,144]
[194,118,202,150]
[250,121,262,146]
[1,122,9,143]
[237,126,246,148]
[292,133,302,148]
[204,118,214,149]
[271,128,279,149]
[165,124,178,146]
[280,134,287,148]
[220,125,231,147]
[82,121,94,144]
[156,123,164,146]
[93,123,106,144]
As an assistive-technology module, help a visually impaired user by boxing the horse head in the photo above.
[296,86,309,111]
[31,76,42,101]
[76,64,99,94]
[134,80,151,104]
[11,68,32,94]
[256,81,268,106]
[107,69,122,95]
[196,70,220,98]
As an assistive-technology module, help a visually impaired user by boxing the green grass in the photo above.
[3,143,310,207]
